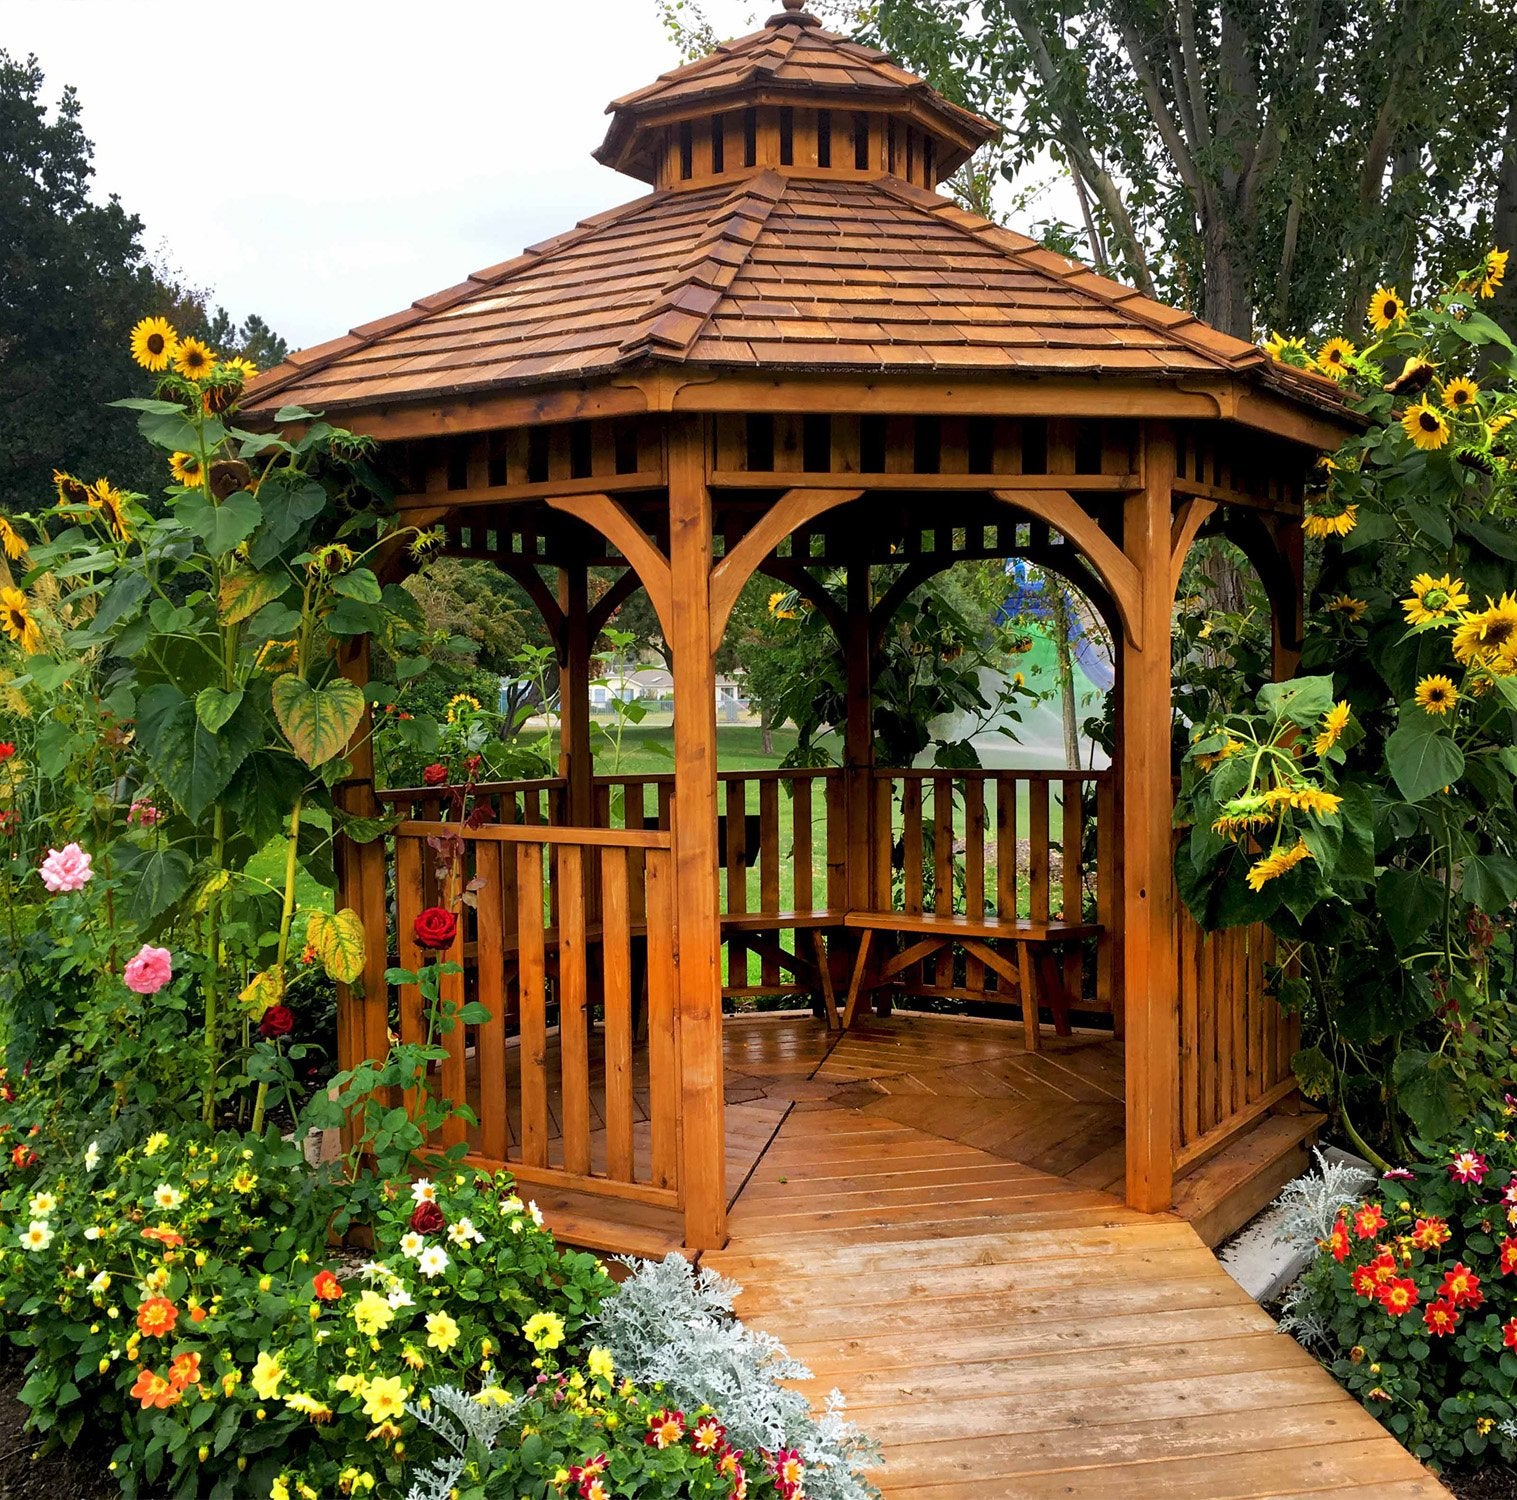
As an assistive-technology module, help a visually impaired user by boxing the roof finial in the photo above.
[766,0,821,27]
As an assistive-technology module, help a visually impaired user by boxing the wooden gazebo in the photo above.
[245,0,1355,1252]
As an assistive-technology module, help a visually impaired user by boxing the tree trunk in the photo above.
[1048,585,1081,770]
[1492,101,1517,344]
[760,704,774,757]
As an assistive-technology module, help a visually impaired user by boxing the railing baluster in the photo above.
[395,835,426,1121]
[601,849,635,1182]
[1028,779,1051,924]
[793,775,813,912]
[474,842,509,1163]
[902,778,924,914]
[516,841,550,1168]
[557,845,591,1176]
[759,779,780,986]
[645,847,678,1190]
[932,774,953,988]
[963,778,986,993]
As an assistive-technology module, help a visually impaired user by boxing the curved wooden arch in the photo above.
[587,569,644,639]
[547,493,673,642]
[1169,498,1218,601]
[757,557,846,641]
[1219,510,1304,654]
[709,488,862,654]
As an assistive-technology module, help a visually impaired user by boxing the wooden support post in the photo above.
[843,556,874,913]
[559,555,595,827]
[333,636,392,1148]
[667,415,727,1250]
[1270,517,1305,681]
[1122,427,1179,1214]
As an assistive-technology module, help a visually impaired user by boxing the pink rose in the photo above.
[38,843,92,893]
[127,800,162,828]
[123,944,173,996]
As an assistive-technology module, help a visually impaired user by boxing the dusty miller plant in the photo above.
[596,1255,882,1500]
[403,1384,525,1500]
[1272,1148,1376,1250]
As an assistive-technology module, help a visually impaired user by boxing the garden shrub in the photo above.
[1282,1095,1517,1470]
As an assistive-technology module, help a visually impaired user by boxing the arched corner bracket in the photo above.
[990,488,1144,651]
[546,493,674,645]
[1169,497,1219,602]
[587,570,644,640]
[709,488,862,656]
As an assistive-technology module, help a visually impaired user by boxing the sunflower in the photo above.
[169,452,204,488]
[1401,573,1470,627]
[173,337,216,382]
[1292,785,1344,817]
[1326,595,1367,620]
[1440,376,1480,412]
[52,470,93,509]
[1246,837,1314,892]
[1481,248,1509,300]
[1314,700,1352,756]
[1315,338,1355,380]
[1402,401,1450,451]
[1368,286,1407,332]
[0,516,26,563]
[129,316,178,373]
[445,693,482,724]
[1415,675,1458,716]
[94,481,131,541]
[0,589,42,655]
[1490,412,1516,438]
[1263,331,1308,363]
[1452,594,1517,666]
[1384,356,1436,396]
[1303,505,1358,540]
[223,355,258,384]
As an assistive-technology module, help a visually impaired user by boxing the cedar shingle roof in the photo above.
[242,170,1348,422]
[596,7,997,184]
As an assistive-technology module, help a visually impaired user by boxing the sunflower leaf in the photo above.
[271,674,364,768]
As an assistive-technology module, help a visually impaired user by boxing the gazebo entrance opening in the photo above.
[244,1,1356,1253]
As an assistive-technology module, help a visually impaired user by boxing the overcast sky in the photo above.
[4,0,774,351]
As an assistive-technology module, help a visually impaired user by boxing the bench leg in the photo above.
[1037,950,1075,1037]
[812,930,840,1030]
[842,929,874,1028]
[1018,943,1040,1053]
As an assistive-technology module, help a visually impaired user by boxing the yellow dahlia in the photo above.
[1368,286,1406,332]
[173,337,216,382]
[1402,401,1449,451]
[1401,573,1469,627]
[1415,675,1458,716]
[129,316,178,373]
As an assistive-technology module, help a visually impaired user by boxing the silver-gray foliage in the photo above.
[595,1254,883,1500]
[403,1383,525,1500]
[1273,1149,1375,1251]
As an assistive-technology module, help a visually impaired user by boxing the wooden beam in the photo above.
[666,415,727,1250]
[991,488,1144,649]
[498,556,566,645]
[1169,497,1218,600]
[708,488,861,652]
[1122,426,1179,1214]
[547,492,674,642]
[756,558,846,642]
[587,569,644,638]
[558,558,594,826]
[396,469,663,511]
[869,559,941,654]
[710,470,1138,493]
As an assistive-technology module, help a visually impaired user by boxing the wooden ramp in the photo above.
[704,1043,1447,1497]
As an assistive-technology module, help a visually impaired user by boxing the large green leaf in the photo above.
[219,569,289,626]
[1463,853,1517,913]
[1257,674,1335,727]
[248,478,326,569]
[116,846,193,931]
[1386,715,1465,803]
[138,683,262,820]
[306,908,367,985]
[271,674,364,767]
[1376,867,1445,949]
[195,685,245,733]
[178,492,263,557]
[329,569,382,604]
[1392,1048,1468,1140]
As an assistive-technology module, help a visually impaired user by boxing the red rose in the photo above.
[422,763,448,787]
[259,1003,295,1039]
[409,1200,446,1234]
[413,907,458,951]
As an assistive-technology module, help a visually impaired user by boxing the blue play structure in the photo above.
[995,560,1116,692]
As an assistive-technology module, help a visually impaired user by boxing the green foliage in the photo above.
[1178,260,1517,1155]
[1285,1098,1517,1470]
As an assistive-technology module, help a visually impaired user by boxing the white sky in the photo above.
[3,0,774,350]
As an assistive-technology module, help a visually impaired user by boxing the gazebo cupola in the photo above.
[595,0,998,192]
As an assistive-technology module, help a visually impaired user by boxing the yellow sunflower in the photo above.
[1384,356,1436,396]
[1415,675,1458,716]
[1246,837,1314,892]
[1314,338,1355,380]
[170,452,204,488]
[1368,286,1406,332]
[173,337,216,382]
[1452,594,1517,666]
[1401,573,1469,627]
[51,470,94,509]
[1303,506,1358,540]
[1326,595,1368,620]
[129,316,178,373]
[445,693,482,724]
[1439,376,1480,413]
[1314,700,1351,756]
[0,589,42,655]
[1490,412,1516,438]
[1402,401,1449,451]
[0,516,26,562]
[1481,248,1509,300]
[223,355,259,384]
[1263,331,1308,363]
[94,481,131,541]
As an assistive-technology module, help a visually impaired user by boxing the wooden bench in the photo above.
[838,911,1101,1049]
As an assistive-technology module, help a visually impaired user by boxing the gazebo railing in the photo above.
[392,818,681,1209]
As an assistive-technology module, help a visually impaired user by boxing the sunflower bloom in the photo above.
[1246,838,1314,892]
[1440,376,1479,412]
[1315,338,1355,380]
[1415,675,1458,715]
[1263,331,1308,363]
[1303,506,1357,540]
[1401,573,1469,627]
[1368,286,1406,332]
[1481,248,1509,299]
[93,480,131,541]
[52,470,93,509]
[1402,401,1450,451]
[129,316,178,373]
[223,355,258,383]
[445,693,482,723]
[0,589,42,655]
[173,337,216,381]
[1326,594,1367,620]
[169,452,204,488]
[1452,595,1517,666]
[0,516,27,562]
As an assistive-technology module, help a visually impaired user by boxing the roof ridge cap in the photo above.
[244,193,667,412]
[871,176,1266,376]
[617,173,787,364]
